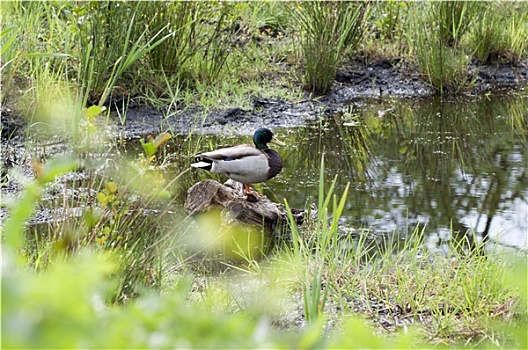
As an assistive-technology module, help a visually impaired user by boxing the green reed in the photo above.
[408,1,478,95]
[470,2,528,64]
[290,1,369,95]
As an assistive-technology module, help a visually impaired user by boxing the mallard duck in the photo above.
[191,128,285,200]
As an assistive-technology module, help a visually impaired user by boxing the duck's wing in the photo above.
[198,144,264,161]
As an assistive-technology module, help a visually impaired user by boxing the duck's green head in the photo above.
[253,128,286,149]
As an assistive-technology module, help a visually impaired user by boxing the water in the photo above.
[14,93,526,252]
[177,94,527,250]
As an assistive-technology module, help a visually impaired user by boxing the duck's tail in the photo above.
[191,157,212,170]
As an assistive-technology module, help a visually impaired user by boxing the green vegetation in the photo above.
[290,1,369,95]
[1,1,528,348]
[408,1,477,94]
[470,2,528,64]
[2,148,527,348]
[2,1,528,114]
[404,1,528,94]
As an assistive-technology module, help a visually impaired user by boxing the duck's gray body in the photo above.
[190,128,284,196]
[192,144,282,184]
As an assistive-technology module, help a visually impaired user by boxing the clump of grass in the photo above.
[436,1,479,47]
[76,1,174,107]
[470,2,528,64]
[363,1,410,59]
[407,1,528,94]
[0,25,20,102]
[286,218,525,346]
[354,232,525,347]
[1,1,73,104]
[17,60,76,138]
[408,1,479,95]
[285,155,350,325]
[372,1,408,42]
[290,1,369,95]
[120,2,236,96]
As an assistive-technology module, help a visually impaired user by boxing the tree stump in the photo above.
[184,179,308,243]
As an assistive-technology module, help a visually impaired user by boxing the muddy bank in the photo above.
[113,59,435,138]
[112,58,528,138]
[2,59,528,141]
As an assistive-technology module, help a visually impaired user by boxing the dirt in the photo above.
[108,58,528,138]
[109,59,433,138]
[2,59,528,141]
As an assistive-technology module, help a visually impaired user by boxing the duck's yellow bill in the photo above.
[270,136,286,146]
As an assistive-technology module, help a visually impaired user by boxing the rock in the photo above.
[184,179,239,215]
[184,179,307,242]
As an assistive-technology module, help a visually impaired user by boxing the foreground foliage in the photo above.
[1,0,527,348]
[1,153,526,349]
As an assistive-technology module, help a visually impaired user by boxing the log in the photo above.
[184,179,308,242]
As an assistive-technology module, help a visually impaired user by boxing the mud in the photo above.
[111,58,528,138]
[2,59,528,141]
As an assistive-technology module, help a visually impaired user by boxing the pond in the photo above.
[7,93,527,253]
[171,94,527,251]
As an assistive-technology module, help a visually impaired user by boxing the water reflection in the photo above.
[169,94,527,250]
[277,94,528,250]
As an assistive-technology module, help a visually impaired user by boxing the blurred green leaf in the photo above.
[35,155,79,184]
[154,132,172,147]
[140,138,157,157]
[84,105,104,122]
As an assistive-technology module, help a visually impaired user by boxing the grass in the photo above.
[2,149,526,348]
[470,2,528,64]
[2,0,527,121]
[284,155,350,325]
[407,1,477,94]
[339,233,525,346]
[406,1,528,94]
[289,1,369,95]
[1,1,528,348]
